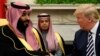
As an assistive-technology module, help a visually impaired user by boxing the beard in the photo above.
[23,20,30,27]
[17,19,30,33]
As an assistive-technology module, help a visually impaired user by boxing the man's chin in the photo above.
[81,28,89,31]
[24,22,29,27]
[41,28,49,31]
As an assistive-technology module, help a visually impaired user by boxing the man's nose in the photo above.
[25,15,30,20]
[43,21,47,24]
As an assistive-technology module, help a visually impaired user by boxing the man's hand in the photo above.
[49,53,53,56]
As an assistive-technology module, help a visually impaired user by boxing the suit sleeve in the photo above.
[71,30,80,56]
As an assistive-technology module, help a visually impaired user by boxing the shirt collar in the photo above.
[91,21,99,34]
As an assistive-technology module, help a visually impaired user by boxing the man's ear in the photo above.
[87,16,93,22]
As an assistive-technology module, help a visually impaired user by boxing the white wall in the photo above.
[30,10,76,24]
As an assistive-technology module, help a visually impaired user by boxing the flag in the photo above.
[0,0,7,19]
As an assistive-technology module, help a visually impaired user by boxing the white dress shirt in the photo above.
[90,21,99,56]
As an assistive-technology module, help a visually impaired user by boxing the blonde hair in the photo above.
[74,4,100,21]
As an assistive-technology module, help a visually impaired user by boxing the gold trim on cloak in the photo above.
[2,25,33,55]
[0,19,8,26]
[8,24,33,51]
[32,28,43,51]
[55,32,65,56]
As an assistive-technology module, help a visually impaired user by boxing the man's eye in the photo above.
[28,13,30,16]
[45,20,49,22]
[40,21,44,23]
[22,13,26,16]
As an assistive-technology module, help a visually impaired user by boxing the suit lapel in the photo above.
[77,30,88,55]
[95,22,100,55]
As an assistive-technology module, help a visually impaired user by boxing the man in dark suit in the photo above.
[72,4,100,56]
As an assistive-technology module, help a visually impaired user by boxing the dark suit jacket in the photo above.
[72,23,100,56]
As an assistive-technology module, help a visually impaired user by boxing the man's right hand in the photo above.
[49,53,54,56]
